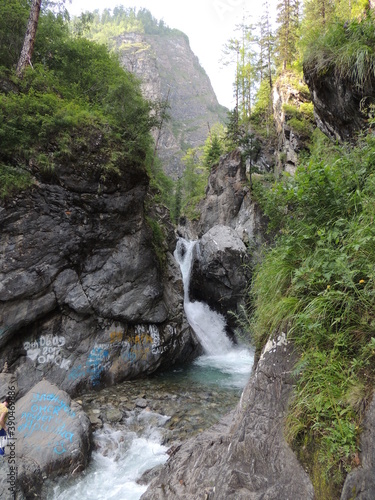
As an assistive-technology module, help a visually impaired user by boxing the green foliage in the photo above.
[303,10,375,91]
[0,6,155,187]
[146,215,167,267]
[0,0,29,68]
[0,164,33,199]
[179,147,209,220]
[248,129,375,486]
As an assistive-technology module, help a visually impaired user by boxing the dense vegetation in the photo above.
[237,1,375,496]
[0,2,159,199]
[251,129,375,495]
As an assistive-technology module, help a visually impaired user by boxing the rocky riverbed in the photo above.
[48,351,253,499]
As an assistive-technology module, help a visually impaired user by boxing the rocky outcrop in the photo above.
[196,149,268,246]
[0,380,91,499]
[0,155,199,397]
[195,149,269,253]
[273,71,314,175]
[304,65,375,143]
[141,333,314,500]
[189,225,250,332]
[117,31,227,178]
[341,395,375,499]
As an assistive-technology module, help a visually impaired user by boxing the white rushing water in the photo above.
[53,411,169,500]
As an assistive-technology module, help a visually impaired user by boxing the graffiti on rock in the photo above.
[18,392,76,455]
[24,335,71,370]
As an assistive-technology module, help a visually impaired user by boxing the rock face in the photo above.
[304,65,375,143]
[0,158,199,397]
[273,71,313,175]
[117,31,227,178]
[341,396,375,499]
[189,225,250,331]
[196,149,268,246]
[0,380,91,499]
[141,334,314,500]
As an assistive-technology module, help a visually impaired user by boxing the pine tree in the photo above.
[276,0,300,70]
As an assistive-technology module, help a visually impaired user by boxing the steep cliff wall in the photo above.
[0,128,199,398]
[116,31,227,178]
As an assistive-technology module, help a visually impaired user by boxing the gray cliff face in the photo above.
[304,65,375,143]
[117,32,227,178]
[142,333,314,500]
[0,159,199,397]
[341,396,375,499]
[196,149,268,246]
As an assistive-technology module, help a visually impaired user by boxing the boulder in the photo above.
[141,334,314,500]
[189,225,250,331]
[0,379,91,499]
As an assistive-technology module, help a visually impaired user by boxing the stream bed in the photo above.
[50,347,253,499]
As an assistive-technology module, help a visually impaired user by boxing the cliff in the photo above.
[0,122,199,399]
[116,31,227,178]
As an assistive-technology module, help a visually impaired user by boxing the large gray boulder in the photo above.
[189,225,250,331]
[0,379,91,499]
[141,333,314,499]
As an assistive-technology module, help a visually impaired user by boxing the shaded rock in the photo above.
[117,31,227,179]
[193,149,269,255]
[341,396,375,499]
[141,335,314,500]
[197,150,247,236]
[0,157,199,397]
[189,226,250,331]
[304,63,375,143]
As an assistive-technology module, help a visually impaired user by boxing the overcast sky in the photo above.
[66,0,278,109]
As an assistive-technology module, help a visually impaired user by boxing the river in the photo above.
[51,239,254,499]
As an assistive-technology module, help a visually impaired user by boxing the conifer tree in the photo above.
[276,0,300,70]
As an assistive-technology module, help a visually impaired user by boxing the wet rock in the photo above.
[106,408,123,423]
[141,337,314,500]
[136,398,148,409]
[189,225,250,331]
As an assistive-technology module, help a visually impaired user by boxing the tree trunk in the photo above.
[16,0,42,78]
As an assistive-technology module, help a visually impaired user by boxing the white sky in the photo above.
[66,0,278,109]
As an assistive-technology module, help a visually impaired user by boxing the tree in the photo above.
[276,0,300,70]
[16,0,42,77]
[258,0,275,91]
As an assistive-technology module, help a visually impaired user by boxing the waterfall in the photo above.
[174,238,233,355]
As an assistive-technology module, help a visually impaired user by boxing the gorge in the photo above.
[1,2,375,500]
